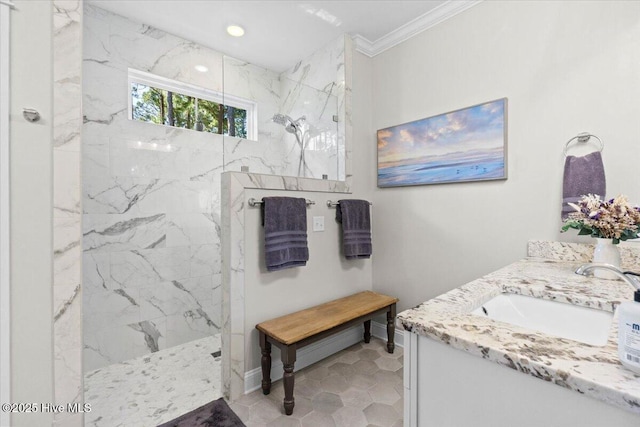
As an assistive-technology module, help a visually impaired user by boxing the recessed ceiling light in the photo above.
[227,25,245,37]
[194,65,208,73]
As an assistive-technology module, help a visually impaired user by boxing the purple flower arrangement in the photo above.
[562,194,640,244]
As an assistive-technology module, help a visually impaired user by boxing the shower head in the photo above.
[272,114,307,134]
[272,113,290,126]
[272,113,296,134]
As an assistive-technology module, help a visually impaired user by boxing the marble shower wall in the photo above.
[82,5,223,372]
[53,0,84,425]
[223,34,349,180]
[221,58,284,175]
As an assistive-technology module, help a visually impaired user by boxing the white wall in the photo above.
[0,3,11,427]
[352,52,375,198]
[368,1,640,312]
[243,188,373,371]
[9,1,54,426]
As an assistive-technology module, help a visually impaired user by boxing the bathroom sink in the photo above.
[471,293,614,346]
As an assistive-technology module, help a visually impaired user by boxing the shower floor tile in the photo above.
[84,334,221,427]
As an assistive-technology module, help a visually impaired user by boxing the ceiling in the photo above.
[86,0,479,72]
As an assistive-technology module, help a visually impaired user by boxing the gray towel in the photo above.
[562,151,606,219]
[261,197,309,271]
[336,199,372,259]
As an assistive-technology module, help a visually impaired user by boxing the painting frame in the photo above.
[377,98,508,188]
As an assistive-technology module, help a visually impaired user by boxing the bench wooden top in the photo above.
[256,291,398,345]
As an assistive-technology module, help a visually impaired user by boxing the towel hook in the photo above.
[22,108,41,123]
[563,132,604,157]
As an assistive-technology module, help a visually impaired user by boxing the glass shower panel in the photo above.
[278,76,339,179]
[222,35,344,180]
[83,3,224,371]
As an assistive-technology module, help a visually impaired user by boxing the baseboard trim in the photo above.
[243,321,404,394]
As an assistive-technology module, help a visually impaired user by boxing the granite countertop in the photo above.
[397,241,640,415]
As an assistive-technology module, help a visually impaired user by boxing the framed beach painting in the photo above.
[377,98,507,187]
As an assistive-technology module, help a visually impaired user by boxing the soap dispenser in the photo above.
[618,287,640,374]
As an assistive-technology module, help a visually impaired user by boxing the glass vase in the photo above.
[592,238,622,280]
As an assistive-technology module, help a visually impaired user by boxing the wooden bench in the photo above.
[255,290,399,415]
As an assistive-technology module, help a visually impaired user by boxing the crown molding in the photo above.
[354,0,482,57]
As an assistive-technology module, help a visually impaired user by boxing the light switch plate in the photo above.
[312,216,325,232]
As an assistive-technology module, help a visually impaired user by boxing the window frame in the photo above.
[127,68,257,140]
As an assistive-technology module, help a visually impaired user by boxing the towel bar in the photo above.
[247,198,315,207]
[326,200,373,207]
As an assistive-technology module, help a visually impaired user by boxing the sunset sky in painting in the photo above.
[377,99,506,168]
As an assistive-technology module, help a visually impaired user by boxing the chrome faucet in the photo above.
[575,263,640,291]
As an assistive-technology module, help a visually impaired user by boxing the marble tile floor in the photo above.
[230,337,404,427]
[84,334,222,427]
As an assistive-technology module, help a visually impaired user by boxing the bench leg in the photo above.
[282,345,297,415]
[363,320,371,343]
[386,303,396,353]
[259,332,272,395]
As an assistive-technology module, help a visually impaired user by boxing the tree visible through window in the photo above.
[131,82,248,138]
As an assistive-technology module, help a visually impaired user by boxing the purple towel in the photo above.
[261,197,309,271]
[562,151,606,219]
[336,199,372,259]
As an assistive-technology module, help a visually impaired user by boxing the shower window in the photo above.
[128,69,256,139]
